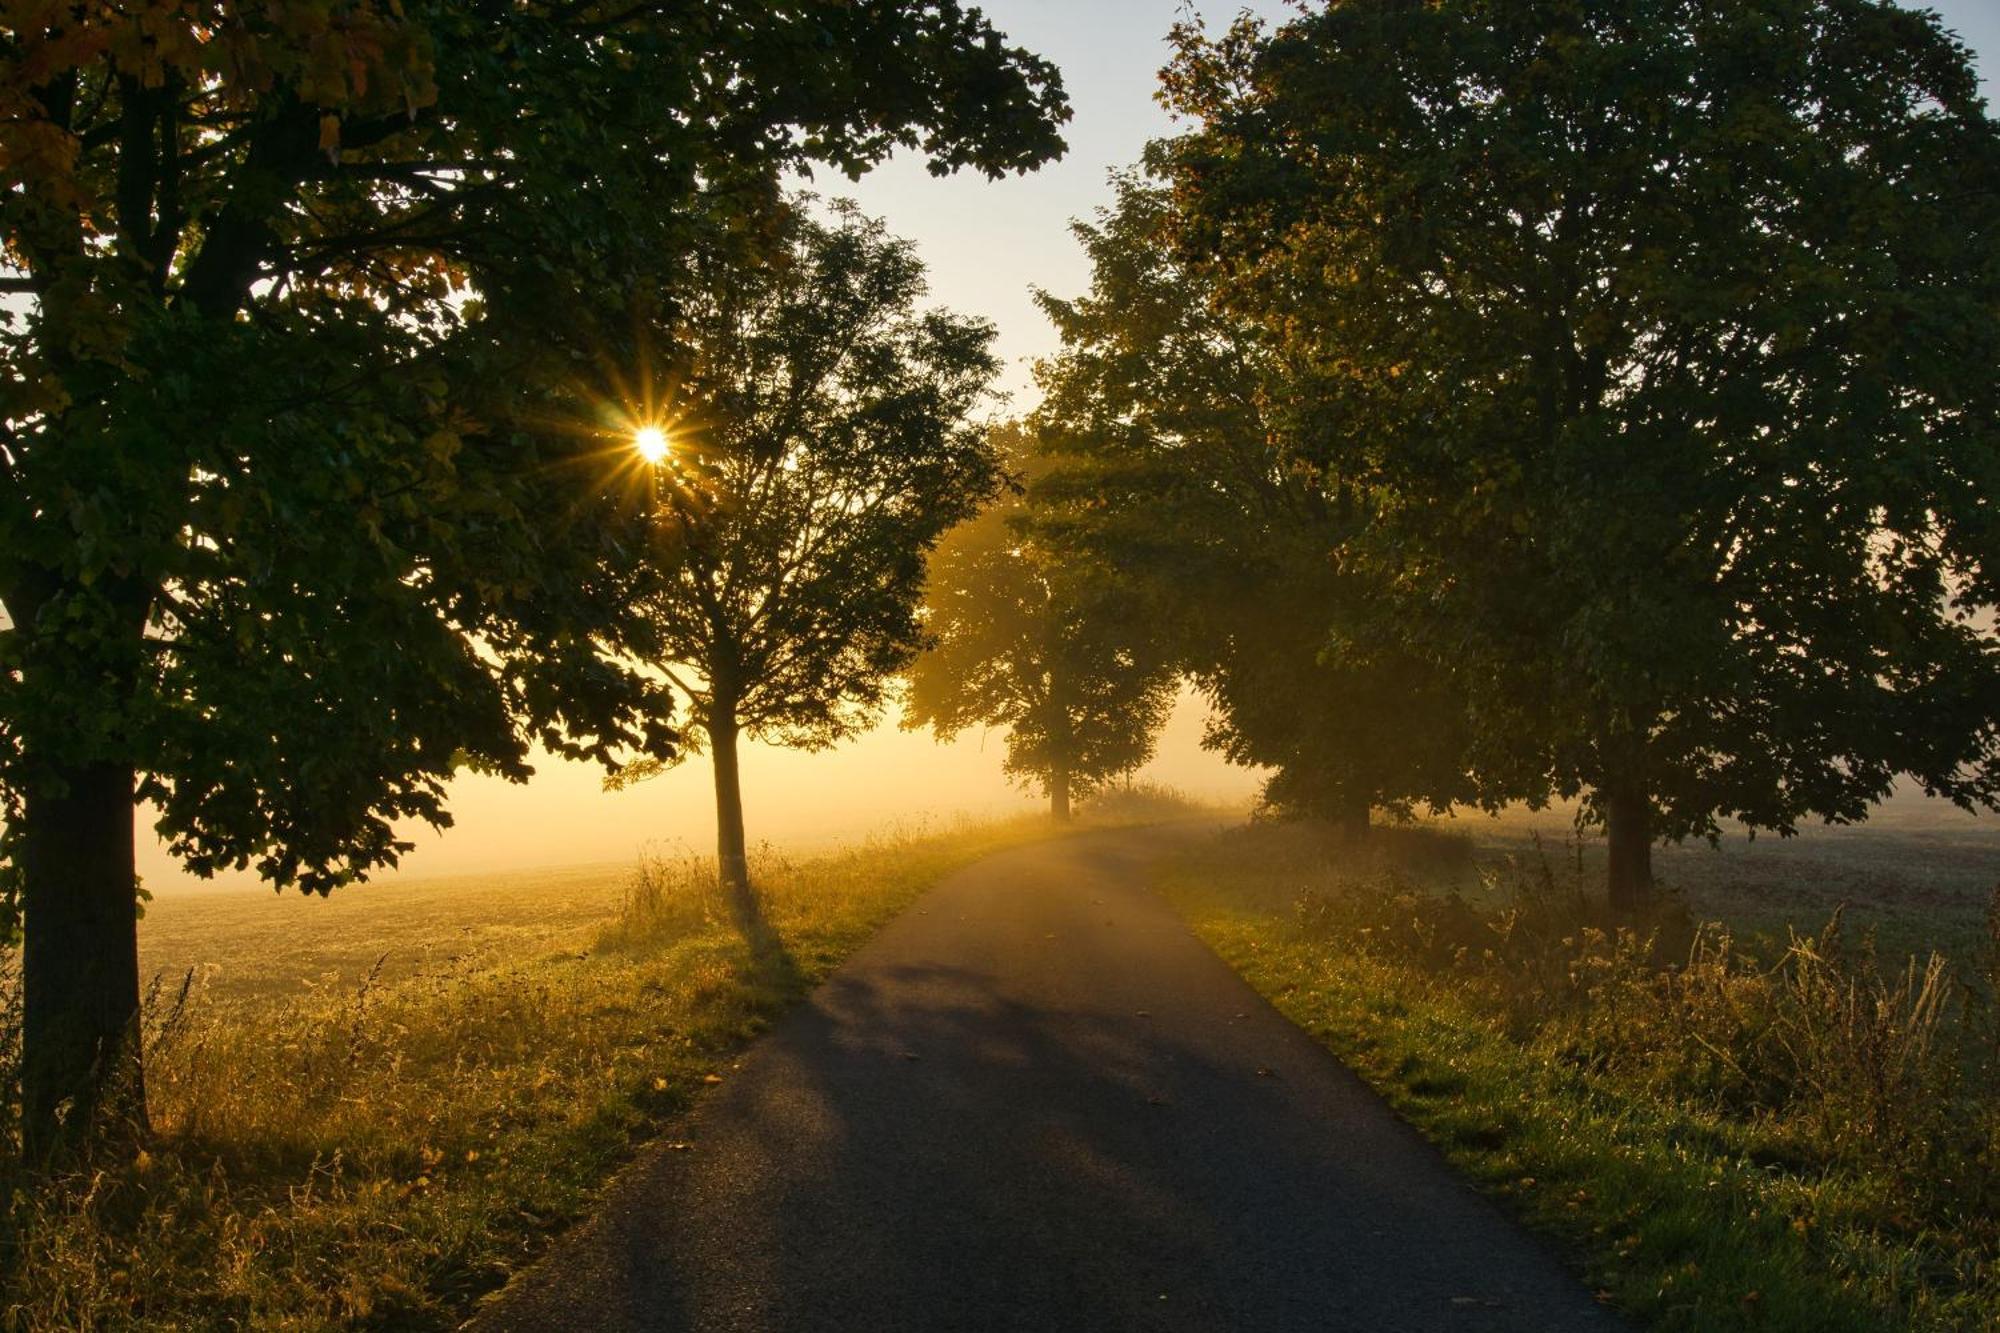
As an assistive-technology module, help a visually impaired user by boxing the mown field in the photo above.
[137,861,637,1006]
[1,795,1190,1331]
[1158,804,2000,1333]
[1462,800,1999,963]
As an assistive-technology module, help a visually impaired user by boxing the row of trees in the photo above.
[1,1,1071,1154]
[10,0,1998,1163]
[984,1,2000,915]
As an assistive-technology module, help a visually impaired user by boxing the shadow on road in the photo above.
[480,826,1618,1333]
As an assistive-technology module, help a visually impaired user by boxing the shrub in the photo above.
[1075,779,1202,823]
[1287,844,1994,1187]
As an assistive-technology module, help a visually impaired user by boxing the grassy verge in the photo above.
[2,794,1191,1330]
[1155,821,1999,1332]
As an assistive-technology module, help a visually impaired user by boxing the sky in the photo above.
[139,0,2000,890]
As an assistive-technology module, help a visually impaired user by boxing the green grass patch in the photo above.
[1157,821,2000,1332]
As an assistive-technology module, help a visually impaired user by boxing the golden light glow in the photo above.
[633,424,670,464]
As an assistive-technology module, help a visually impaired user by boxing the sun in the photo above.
[633,424,670,464]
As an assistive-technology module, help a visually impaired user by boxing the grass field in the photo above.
[137,860,638,1005]
[1444,800,2000,964]
[2,794,1193,1331]
[1157,804,2000,1332]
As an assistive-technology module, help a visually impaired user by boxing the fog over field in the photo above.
[139,689,1260,889]
[118,0,1998,892]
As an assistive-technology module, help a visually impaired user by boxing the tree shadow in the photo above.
[477,827,1620,1332]
[728,883,801,994]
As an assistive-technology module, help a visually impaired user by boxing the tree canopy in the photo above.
[0,0,1069,1149]
[1161,0,2000,904]
[1031,174,1469,834]
[608,200,1003,911]
[905,423,1177,819]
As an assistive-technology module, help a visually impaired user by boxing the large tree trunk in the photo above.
[1604,783,1655,916]
[21,760,145,1158]
[707,708,758,938]
[1049,766,1072,822]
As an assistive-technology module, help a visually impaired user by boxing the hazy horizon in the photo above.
[135,0,2000,891]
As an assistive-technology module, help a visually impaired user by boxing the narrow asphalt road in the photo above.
[475,824,1619,1332]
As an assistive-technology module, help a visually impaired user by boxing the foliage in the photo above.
[903,423,1177,815]
[612,199,1003,770]
[1159,0,2000,895]
[1162,823,2000,1329]
[595,197,1002,903]
[1030,173,1467,827]
[0,0,1070,901]
[0,0,1070,1142]
[1068,778,1207,826]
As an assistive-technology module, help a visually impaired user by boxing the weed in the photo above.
[1159,822,2000,1331]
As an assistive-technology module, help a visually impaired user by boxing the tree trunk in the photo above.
[21,761,145,1157]
[1049,766,1072,822]
[1336,791,1372,843]
[707,708,757,937]
[1604,783,1654,916]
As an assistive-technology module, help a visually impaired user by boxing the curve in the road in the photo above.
[474,823,1621,1333]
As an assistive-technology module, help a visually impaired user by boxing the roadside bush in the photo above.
[596,850,733,953]
[1075,779,1202,823]
[1294,851,1995,1189]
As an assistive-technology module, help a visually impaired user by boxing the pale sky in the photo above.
[140,0,2000,889]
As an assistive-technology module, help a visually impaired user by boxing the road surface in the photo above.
[474,824,1619,1332]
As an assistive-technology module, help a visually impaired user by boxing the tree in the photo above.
[607,201,1002,932]
[1162,0,2000,908]
[0,0,1068,1153]
[905,424,1177,819]
[1030,175,1468,837]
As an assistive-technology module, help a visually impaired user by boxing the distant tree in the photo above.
[1031,176,1468,837]
[905,425,1178,819]
[609,202,1002,932]
[0,3,1067,1152]
[1164,1,2000,909]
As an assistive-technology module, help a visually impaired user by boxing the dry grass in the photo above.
[0,799,1188,1331]
[1160,817,2000,1331]
[1435,797,2000,964]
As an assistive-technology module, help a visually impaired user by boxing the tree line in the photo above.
[4,0,1997,1163]
[973,0,1999,922]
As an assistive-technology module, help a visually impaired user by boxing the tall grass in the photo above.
[1161,822,2000,1330]
[0,805,1182,1330]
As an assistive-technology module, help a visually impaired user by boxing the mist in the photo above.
[138,686,1259,891]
